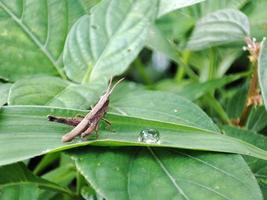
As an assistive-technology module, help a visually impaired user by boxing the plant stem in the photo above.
[239,37,261,126]
[175,51,190,82]
[239,64,259,126]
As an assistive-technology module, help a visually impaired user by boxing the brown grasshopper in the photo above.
[48,78,124,142]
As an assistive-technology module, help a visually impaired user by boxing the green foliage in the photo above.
[70,147,262,200]
[187,9,250,50]
[1,0,267,199]
[259,40,267,110]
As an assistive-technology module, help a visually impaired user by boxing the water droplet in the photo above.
[138,128,160,144]
[174,109,178,113]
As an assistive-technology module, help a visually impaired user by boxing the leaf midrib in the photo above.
[0,1,66,79]
[82,1,136,83]
[148,147,190,200]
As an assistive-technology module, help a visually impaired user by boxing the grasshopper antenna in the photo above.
[108,77,125,95]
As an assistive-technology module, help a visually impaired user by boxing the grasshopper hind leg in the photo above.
[81,122,99,139]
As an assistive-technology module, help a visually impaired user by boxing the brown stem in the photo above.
[238,37,261,126]
[239,65,259,126]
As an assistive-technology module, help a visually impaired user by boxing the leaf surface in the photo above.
[0,184,39,200]
[187,9,250,50]
[70,147,263,200]
[0,0,97,81]
[8,76,106,109]
[63,0,158,83]
[157,0,204,18]
[258,40,267,110]
[0,162,74,197]
[1,105,267,166]
[223,126,267,199]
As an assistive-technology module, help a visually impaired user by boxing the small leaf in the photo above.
[258,39,267,110]
[157,0,204,18]
[8,76,106,109]
[0,0,97,81]
[187,9,250,50]
[246,106,267,132]
[0,162,74,197]
[70,147,263,200]
[63,0,158,83]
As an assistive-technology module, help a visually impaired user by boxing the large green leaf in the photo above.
[0,83,11,106]
[0,0,97,81]
[157,0,204,18]
[223,126,267,199]
[187,9,250,50]
[2,105,267,166]
[0,162,75,197]
[8,76,106,109]
[258,40,267,111]
[110,90,219,132]
[63,0,158,83]
[70,147,263,200]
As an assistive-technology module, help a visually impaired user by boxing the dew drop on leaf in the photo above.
[138,128,160,144]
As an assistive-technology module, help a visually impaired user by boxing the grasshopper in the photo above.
[48,78,124,142]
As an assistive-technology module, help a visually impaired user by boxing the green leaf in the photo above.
[146,25,180,64]
[153,0,248,49]
[189,0,248,17]
[258,39,267,110]
[187,9,250,50]
[246,106,267,132]
[223,126,267,199]
[157,0,204,18]
[70,147,263,200]
[226,85,247,119]
[0,184,39,200]
[8,76,106,109]
[0,0,97,81]
[63,0,158,83]
[2,104,267,166]
[0,83,11,106]
[0,162,75,197]
[38,164,76,200]
[110,90,219,132]
[156,73,246,101]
